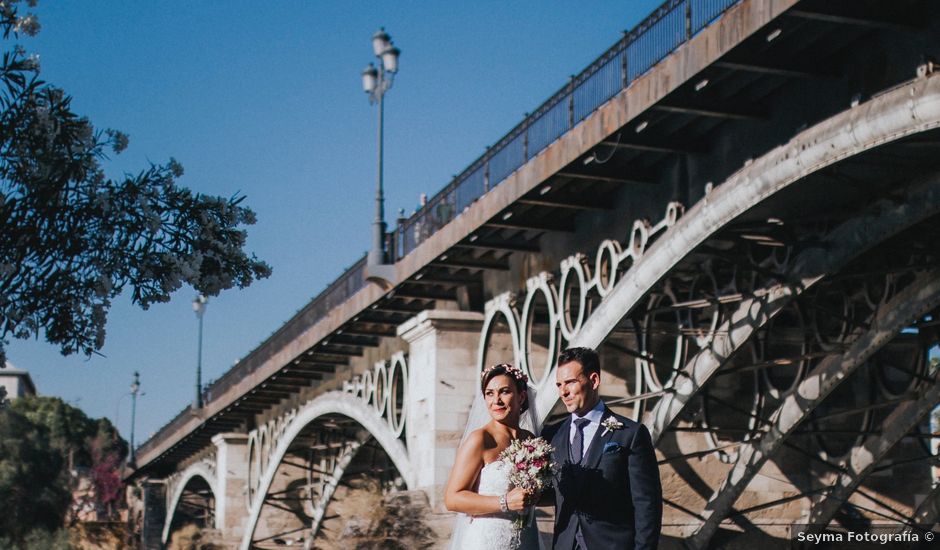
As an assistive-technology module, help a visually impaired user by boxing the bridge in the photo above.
[129,0,940,547]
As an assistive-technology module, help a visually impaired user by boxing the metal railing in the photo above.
[389,0,742,261]
[134,256,367,462]
[135,0,742,464]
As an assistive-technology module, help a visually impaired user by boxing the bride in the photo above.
[444,363,541,550]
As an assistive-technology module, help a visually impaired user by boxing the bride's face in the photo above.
[483,374,524,423]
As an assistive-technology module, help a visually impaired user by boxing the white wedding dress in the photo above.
[452,460,541,550]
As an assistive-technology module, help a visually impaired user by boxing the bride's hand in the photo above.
[505,488,530,511]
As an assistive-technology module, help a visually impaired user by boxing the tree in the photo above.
[10,394,126,466]
[0,406,72,542]
[10,395,128,520]
[87,435,124,518]
[0,1,271,363]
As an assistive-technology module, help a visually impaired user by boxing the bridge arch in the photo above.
[240,390,413,550]
[162,461,218,544]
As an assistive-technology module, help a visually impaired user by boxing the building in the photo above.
[0,361,36,401]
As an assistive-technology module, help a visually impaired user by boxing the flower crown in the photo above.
[481,363,528,385]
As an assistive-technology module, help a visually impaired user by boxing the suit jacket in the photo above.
[542,407,662,550]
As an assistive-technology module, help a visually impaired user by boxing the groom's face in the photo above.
[556,360,600,417]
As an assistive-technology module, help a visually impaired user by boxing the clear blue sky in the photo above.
[6,1,664,444]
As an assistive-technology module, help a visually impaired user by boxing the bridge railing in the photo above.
[134,255,368,462]
[389,0,741,261]
[205,256,368,399]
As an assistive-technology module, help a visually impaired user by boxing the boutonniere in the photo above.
[601,417,624,436]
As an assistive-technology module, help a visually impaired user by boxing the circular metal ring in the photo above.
[758,302,808,400]
[520,274,560,386]
[361,368,375,408]
[594,239,623,298]
[558,255,590,341]
[373,361,389,417]
[629,220,649,258]
[700,342,763,463]
[477,293,522,374]
[387,353,408,437]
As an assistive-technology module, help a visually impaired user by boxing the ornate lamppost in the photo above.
[129,371,140,465]
[362,28,401,273]
[193,295,208,409]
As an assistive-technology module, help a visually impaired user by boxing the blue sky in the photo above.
[5,1,664,443]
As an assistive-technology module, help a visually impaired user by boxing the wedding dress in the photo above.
[454,460,541,550]
[449,382,544,550]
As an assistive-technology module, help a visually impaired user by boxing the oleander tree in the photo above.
[0,0,271,364]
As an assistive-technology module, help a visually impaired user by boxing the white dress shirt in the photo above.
[568,399,606,460]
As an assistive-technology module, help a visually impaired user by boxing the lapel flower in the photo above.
[600,416,624,436]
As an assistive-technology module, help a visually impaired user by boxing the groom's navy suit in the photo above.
[543,406,662,549]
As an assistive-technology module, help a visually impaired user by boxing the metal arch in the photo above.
[239,391,413,550]
[904,485,940,534]
[803,378,940,532]
[162,462,218,544]
[649,170,940,445]
[688,269,940,549]
[307,437,367,540]
[566,73,940,366]
[647,284,797,443]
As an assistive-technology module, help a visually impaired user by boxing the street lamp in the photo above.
[129,371,140,465]
[193,295,208,409]
[362,27,401,270]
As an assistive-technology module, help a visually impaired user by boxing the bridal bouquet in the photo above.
[498,437,556,532]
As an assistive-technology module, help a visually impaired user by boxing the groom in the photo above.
[542,347,662,549]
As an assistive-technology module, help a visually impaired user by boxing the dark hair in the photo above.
[480,364,529,413]
[557,347,600,376]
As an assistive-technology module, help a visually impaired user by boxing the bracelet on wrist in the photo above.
[498,493,509,513]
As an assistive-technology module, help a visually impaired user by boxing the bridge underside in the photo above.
[165,476,216,547]
[236,385,414,550]
[248,422,406,549]
[630,180,940,546]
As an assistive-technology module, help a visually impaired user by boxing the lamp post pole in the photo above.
[362,28,401,268]
[129,371,140,465]
[374,75,386,265]
[193,295,208,409]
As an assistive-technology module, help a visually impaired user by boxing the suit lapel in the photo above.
[584,407,617,469]
[554,416,572,465]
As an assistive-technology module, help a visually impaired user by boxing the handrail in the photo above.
[390,0,740,261]
[134,255,367,460]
